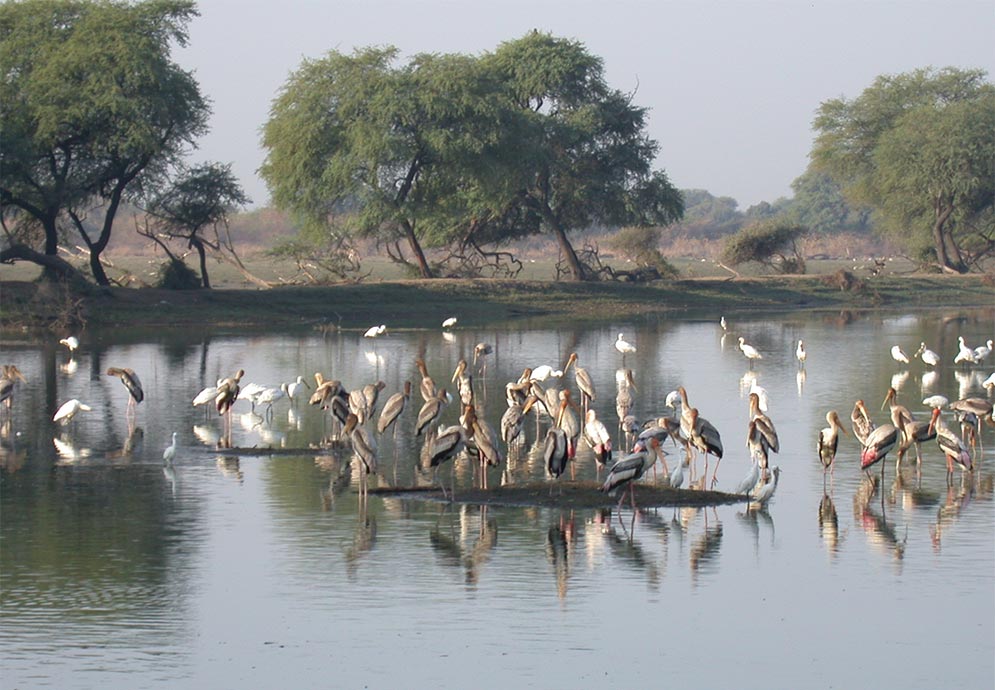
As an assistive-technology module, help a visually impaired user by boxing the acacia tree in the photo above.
[0,0,209,285]
[811,67,994,273]
[485,32,684,281]
[141,163,254,289]
[261,48,507,279]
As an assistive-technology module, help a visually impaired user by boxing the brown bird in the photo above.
[106,367,144,414]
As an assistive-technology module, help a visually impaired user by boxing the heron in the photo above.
[600,437,661,511]
[669,454,688,489]
[738,337,763,368]
[615,333,636,363]
[817,411,847,474]
[442,316,458,329]
[163,432,178,465]
[796,339,806,368]
[364,324,387,339]
[750,466,782,506]
[735,456,761,495]
[105,367,144,416]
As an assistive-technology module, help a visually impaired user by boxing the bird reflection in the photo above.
[890,370,909,391]
[929,476,975,553]
[106,425,144,462]
[345,502,378,581]
[60,358,78,376]
[193,424,221,447]
[920,370,938,395]
[796,369,806,397]
[428,506,498,588]
[546,512,575,600]
[0,418,25,473]
[854,476,906,566]
[53,435,92,463]
[216,455,243,482]
[818,492,843,558]
[604,521,661,590]
[689,508,723,586]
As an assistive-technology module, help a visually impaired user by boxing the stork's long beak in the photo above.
[880,388,894,411]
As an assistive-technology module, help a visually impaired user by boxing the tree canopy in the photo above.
[811,66,994,272]
[261,31,683,281]
[0,0,210,284]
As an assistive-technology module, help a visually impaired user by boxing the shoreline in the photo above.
[1,273,992,333]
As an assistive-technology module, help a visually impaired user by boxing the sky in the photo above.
[175,0,995,211]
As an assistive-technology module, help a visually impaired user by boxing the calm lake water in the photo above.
[2,307,994,689]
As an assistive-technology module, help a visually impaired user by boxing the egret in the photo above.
[163,432,178,464]
[442,316,458,329]
[817,411,847,473]
[106,367,144,415]
[600,437,661,511]
[615,333,637,363]
[529,365,563,382]
[720,316,728,332]
[669,455,688,489]
[890,345,910,365]
[59,336,79,353]
[795,339,807,367]
[364,324,387,338]
[735,456,761,495]
[738,337,763,368]
[53,399,91,426]
[750,466,782,505]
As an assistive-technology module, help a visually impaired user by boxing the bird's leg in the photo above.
[710,455,722,490]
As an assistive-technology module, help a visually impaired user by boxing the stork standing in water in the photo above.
[0,365,27,416]
[106,367,144,418]
[473,342,493,377]
[563,353,595,415]
[428,423,466,500]
[583,409,613,467]
[860,414,898,482]
[851,399,875,446]
[928,408,973,482]
[215,369,244,444]
[377,381,411,439]
[601,437,661,512]
[949,397,993,455]
[343,413,377,499]
[817,411,847,475]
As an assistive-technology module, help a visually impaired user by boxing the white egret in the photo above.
[163,432,178,464]
[53,399,91,426]
[795,339,806,367]
[750,466,781,505]
[59,336,79,353]
[614,333,637,362]
[442,316,458,329]
[364,324,387,338]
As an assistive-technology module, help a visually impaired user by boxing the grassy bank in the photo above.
[2,271,992,335]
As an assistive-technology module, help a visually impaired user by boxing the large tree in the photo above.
[811,67,994,272]
[486,32,683,280]
[0,0,209,285]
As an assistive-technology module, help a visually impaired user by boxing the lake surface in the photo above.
[2,307,994,689]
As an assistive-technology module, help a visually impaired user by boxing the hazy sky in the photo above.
[175,0,995,210]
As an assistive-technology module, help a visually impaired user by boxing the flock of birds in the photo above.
[2,318,993,512]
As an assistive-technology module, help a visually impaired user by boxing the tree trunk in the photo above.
[932,199,967,274]
[0,243,85,283]
[192,238,211,289]
[402,220,434,279]
[539,205,586,281]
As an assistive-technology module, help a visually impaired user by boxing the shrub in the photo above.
[722,220,808,274]
[609,226,680,279]
[156,258,201,290]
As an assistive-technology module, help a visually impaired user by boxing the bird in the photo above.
[892,405,936,469]
[918,343,940,367]
[364,324,387,338]
[428,424,466,499]
[614,333,636,362]
[686,407,724,488]
[463,404,502,487]
[735,456,761,495]
[583,409,613,466]
[719,316,728,332]
[59,336,79,353]
[972,339,993,363]
[738,337,762,367]
[795,339,806,367]
[343,413,378,495]
[442,316,458,329]
[215,369,244,426]
[922,395,949,409]
[285,375,310,406]
[53,399,92,426]
[416,388,451,437]
[472,342,493,375]
[106,367,144,414]
[0,365,27,413]
[953,336,975,365]
[452,358,474,406]
[948,397,993,453]
[256,383,288,418]
[750,466,781,505]
[850,399,875,445]
[983,372,995,390]
[748,392,779,459]
[928,408,973,480]
[163,432,177,464]
[500,395,531,447]
[377,381,411,436]
[600,437,661,511]
[817,410,847,473]
[669,454,688,489]
[748,380,770,414]
[415,358,437,403]
[529,365,563,382]
[890,345,910,365]
[563,352,595,412]
[543,427,569,494]
[860,421,898,476]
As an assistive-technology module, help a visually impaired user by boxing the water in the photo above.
[2,308,993,689]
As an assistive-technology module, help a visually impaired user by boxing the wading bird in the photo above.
[473,342,493,376]
[563,352,595,413]
[817,411,847,474]
[890,345,910,365]
[59,336,79,354]
[106,367,144,415]
[428,424,466,499]
[918,343,940,367]
[442,316,458,329]
[928,408,972,481]
[750,466,781,506]
[738,337,763,368]
[860,419,898,479]
[163,432,178,465]
[53,399,92,427]
[364,324,387,339]
[343,413,377,496]
[796,340,806,368]
[583,409,613,466]
[377,381,411,437]
[0,365,27,414]
[615,333,636,363]
[601,437,661,511]
[285,376,310,406]
[543,427,569,495]
[851,399,875,446]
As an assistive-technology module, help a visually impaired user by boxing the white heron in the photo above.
[442,316,458,329]
[669,455,688,489]
[735,457,761,495]
[59,336,79,353]
[364,324,387,338]
[163,432,178,464]
[750,466,781,505]
[53,399,91,426]
[795,339,806,367]
[529,365,563,382]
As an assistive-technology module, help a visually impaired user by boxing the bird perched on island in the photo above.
[600,437,663,511]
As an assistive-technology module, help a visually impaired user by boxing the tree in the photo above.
[141,163,252,289]
[486,32,683,280]
[722,220,807,274]
[261,48,507,279]
[811,67,994,273]
[787,167,871,235]
[0,0,209,285]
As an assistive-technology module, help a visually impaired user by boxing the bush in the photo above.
[609,226,680,279]
[722,220,808,274]
[156,258,201,290]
